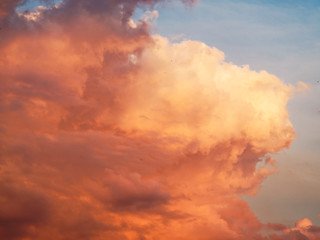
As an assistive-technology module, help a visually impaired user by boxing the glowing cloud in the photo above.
[0,0,316,239]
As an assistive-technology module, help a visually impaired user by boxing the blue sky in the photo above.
[154,0,320,81]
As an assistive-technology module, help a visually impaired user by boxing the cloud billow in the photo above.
[0,0,316,239]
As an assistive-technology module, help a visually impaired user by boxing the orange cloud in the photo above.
[0,0,315,239]
[267,218,320,240]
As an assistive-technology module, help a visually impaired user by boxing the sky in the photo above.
[0,0,319,240]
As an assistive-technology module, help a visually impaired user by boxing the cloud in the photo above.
[0,177,51,239]
[0,0,23,20]
[0,0,316,239]
[268,218,320,240]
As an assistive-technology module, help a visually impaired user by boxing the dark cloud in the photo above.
[266,223,288,231]
[0,178,50,240]
[0,0,24,20]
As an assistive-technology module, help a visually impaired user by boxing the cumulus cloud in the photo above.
[0,0,316,239]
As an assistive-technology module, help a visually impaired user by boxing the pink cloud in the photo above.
[0,0,316,239]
